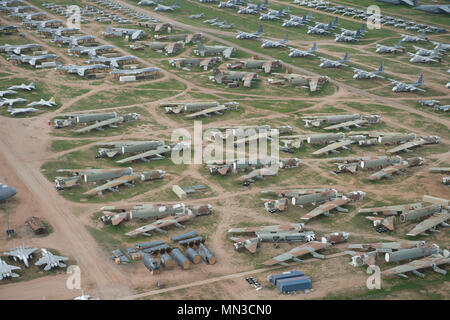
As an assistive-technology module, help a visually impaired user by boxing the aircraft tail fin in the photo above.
[263,0,268,6]
[197,42,205,51]
[7,106,13,113]
[283,33,288,43]
[420,30,427,39]
[256,25,263,35]
[311,41,317,52]
[327,22,332,29]
[416,74,424,86]
[396,40,403,48]
[333,17,338,26]
[360,23,366,33]
[355,29,361,37]
[173,0,179,7]
[342,51,349,62]
[50,97,55,103]
[378,61,384,73]
[285,5,290,12]
[307,10,312,19]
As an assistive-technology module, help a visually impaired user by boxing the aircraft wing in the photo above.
[402,0,416,6]
[367,164,407,181]
[125,215,192,236]
[301,198,349,221]
[440,5,450,14]
[83,175,140,196]
[386,139,426,154]
[228,224,303,234]
[185,105,228,118]
[242,73,256,87]
[382,255,450,278]
[199,58,212,68]
[230,237,259,253]
[345,250,376,266]
[312,139,353,155]
[308,77,320,92]
[116,145,171,163]
[262,61,272,73]
[263,241,330,265]
[165,43,175,54]
[406,212,450,236]
[222,47,234,59]
[75,117,122,133]
[324,119,368,131]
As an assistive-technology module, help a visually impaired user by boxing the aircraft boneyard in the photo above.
[0,0,448,302]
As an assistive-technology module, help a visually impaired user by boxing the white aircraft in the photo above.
[8,106,39,116]
[35,248,68,271]
[0,97,27,107]
[8,82,35,91]
[27,97,57,107]
[0,90,17,97]
[3,243,37,268]
[0,259,21,280]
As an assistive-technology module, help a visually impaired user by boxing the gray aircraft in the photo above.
[419,99,440,107]
[414,4,450,14]
[408,52,439,64]
[0,90,17,98]
[238,6,260,14]
[195,43,235,58]
[0,43,42,55]
[334,31,360,42]
[400,32,428,43]
[0,183,17,201]
[69,45,115,57]
[7,106,39,116]
[389,74,426,92]
[8,82,35,91]
[0,259,20,280]
[375,40,405,54]
[319,52,350,68]
[138,0,161,5]
[340,24,366,37]
[236,25,264,40]
[203,17,219,24]
[27,97,57,107]
[0,98,27,107]
[103,26,145,40]
[376,0,417,6]
[155,0,180,11]
[288,42,318,57]
[352,62,385,80]
[431,42,449,51]
[259,13,280,21]
[3,243,37,268]
[189,12,204,19]
[413,44,443,56]
[261,34,289,48]
[307,24,332,35]
[35,249,68,271]
[218,0,237,8]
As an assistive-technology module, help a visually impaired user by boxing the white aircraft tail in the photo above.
[282,33,288,43]
[311,41,317,52]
